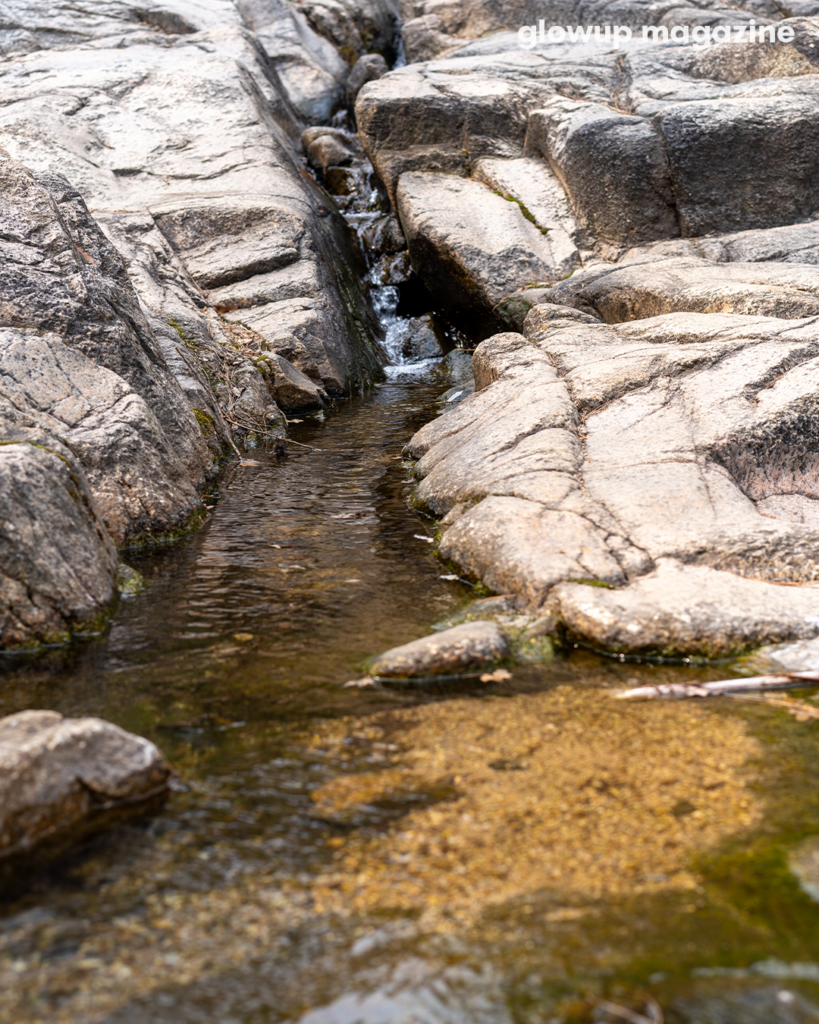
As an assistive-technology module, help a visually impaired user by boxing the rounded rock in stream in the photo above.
[369,621,509,678]
[0,710,171,859]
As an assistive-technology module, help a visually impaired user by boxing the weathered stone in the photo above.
[390,315,444,361]
[526,98,679,248]
[308,134,357,169]
[439,498,627,609]
[540,255,819,323]
[360,214,406,255]
[237,0,350,122]
[744,637,819,673]
[0,436,118,650]
[289,0,399,70]
[0,156,214,487]
[553,562,819,659]
[347,52,389,101]
[0,2,383,401]
[407,307,819,654]
[0,328,203,545]
[396,173,557,333]
[0,710,171,858]
[402,14,460,63]
[472,156,581,276]
[369,621,509,677]
[266,353,328,412]
[356,52,619,200]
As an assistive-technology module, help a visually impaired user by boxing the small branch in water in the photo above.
[614,671,819,701]
[728,692,819,721]
[591,996,663,1024]
[222,412,323,452]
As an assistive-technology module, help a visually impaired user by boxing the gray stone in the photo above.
[0,156,214,488]
[438,347,474,388]
[407,310,819,655]
[396,173,557,332]
[360,214,406,255]
[402,15,460,63]
[265,353,328,412]
[657,81,819,237]
[439,498,626,609]
[471,156,581,276]
[347,52,389,101]
[0,710,170,858]
[287,0,399,72]
[356,52,619,202]
[526,98,679,249]
[369,621,509,677]
[0,328,203,546]
[0,436,118,650]
[0,2,383,401]
[392,315,445,361]
[553,561,819,659]
[744,637,819,674]
[308,134,357,170]
[237,0,350,123]
[540,256,819,323]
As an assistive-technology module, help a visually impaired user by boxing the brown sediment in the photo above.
[309,686,762,925]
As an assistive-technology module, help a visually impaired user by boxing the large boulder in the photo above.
[0,434,117,650]
[396,173,559,332]
[408,310,819,655]
[0,711,170,858]
[0,0,384,400]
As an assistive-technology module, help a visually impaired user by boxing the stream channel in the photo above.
[5,174,819,1024]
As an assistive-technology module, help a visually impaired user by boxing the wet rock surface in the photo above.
[0,710,170,858]
[369,621,510,677]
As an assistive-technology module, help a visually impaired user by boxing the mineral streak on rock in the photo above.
[0,711,171,859]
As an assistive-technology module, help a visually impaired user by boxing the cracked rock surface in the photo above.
[0,0,388,648]
[371,5,819,658]
[409,309,819,656]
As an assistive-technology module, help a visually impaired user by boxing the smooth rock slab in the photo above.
[369,621,509,678]
[553,561,819,659]
[0,710,171,858]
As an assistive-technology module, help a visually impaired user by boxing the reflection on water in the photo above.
[4,364,819,1023]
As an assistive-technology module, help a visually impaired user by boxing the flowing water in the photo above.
[5,191,819,1024]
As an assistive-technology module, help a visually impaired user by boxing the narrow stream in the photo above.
[5,175,819,1024]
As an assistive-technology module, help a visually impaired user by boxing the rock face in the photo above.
[369,621,510,677]
[408,309,819,656]
[397,173,564,333]
[0,0,389,648]
[0,711,171,858]
[364,6,819,660]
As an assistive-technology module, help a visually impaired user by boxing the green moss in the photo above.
[566,578,618,589]
[193,408,216,437]
[116,562,145,597]
[167,317,198,351]
[493,190,549,235]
